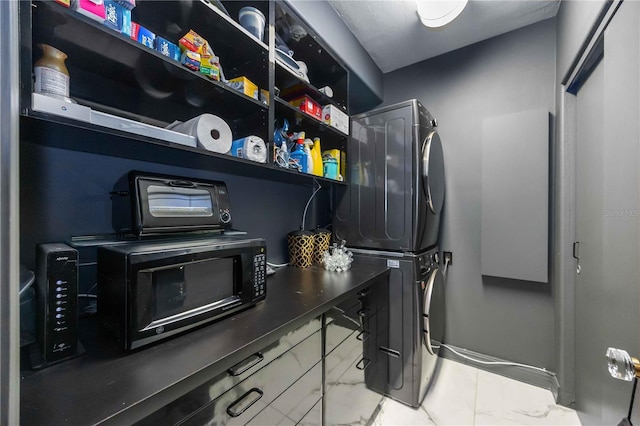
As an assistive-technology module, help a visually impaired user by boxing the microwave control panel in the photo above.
[253,253,266,300]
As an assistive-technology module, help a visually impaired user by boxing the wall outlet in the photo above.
[443,251,453,265]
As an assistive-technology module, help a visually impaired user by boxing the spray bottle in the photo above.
[303,138,314,174]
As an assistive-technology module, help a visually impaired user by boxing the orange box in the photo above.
[289,95,321,120]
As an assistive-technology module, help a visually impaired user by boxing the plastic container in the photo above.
[34,44,70,99]
[323,156,338,180]
[290,137,307,172]
[310,138,323,177]
[239,7,266,42]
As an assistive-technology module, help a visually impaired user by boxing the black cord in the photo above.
[627,377,638,424]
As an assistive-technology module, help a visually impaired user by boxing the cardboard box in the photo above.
[181,50,201,71]
[179,30,207,54]
[155,37,180,61]
[289,95,321,120]
[228,76,258,100]
[131,23,155,48]
[260,88,269,105]
[322,104,349,135]
[104,1,131,36]
[72,0,106,22]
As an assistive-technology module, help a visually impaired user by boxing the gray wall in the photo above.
[382,19,557,369]
[285,0,383,113]
[19,141,330,274]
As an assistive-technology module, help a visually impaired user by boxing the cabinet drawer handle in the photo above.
[227,353,264,376]
[356,330,370,342]
[356,358,371,371]
[226,388,264,418]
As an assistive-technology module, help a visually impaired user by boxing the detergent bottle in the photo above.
[310,137,323,177]
[289,132,307,172]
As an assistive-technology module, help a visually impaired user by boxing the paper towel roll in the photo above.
[166,114,232,153]
[230,136,267,163]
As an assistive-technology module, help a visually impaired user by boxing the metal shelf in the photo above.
[20,113,346,187]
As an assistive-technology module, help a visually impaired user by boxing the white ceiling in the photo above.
[327,0,561,73]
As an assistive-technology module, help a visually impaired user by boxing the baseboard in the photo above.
[439,345,561,402]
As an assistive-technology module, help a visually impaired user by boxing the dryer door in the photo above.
[421,131,445,215]
[422,268,445,355]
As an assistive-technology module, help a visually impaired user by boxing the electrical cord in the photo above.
[301,179,322,230]
[440,343,556,376]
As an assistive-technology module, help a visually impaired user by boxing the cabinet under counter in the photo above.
[20,264,389,426]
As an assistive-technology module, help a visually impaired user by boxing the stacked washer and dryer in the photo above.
[334,99,446,408]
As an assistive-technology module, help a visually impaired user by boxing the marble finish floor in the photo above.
[373,358,581,425]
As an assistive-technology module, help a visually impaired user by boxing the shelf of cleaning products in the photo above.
[20,114,346,187]
[28,1,268,127]
[275,97,348,150]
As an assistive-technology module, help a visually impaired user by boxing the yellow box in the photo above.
[228,76,258,100]
[260,88,269,105]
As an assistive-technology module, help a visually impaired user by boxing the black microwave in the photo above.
[97,236,266,350]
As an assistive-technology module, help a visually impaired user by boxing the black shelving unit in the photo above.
[19,0,350,187]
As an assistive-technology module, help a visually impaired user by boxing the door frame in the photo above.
[554,0,622,406]
[0,0,21,423]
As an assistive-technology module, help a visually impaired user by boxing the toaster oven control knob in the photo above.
[220,210,231,224]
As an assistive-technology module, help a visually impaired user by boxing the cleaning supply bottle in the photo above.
[303,138,314,174]
[289,132,307,172]
[310,137,323,177]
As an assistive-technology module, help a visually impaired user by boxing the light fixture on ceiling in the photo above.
[416,0,468,28]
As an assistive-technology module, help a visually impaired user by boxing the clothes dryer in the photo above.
[355,246,445,408]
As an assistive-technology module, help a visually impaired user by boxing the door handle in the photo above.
[573,241,581,274]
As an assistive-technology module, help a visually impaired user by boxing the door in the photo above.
[574,2,640,424]
[416,129,445,251]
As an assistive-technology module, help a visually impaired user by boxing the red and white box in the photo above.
[322,104,349,135]
[289,95,322,121]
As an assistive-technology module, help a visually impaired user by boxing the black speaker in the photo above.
[35,243,79,365]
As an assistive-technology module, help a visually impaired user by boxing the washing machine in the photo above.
[355,246,445,408]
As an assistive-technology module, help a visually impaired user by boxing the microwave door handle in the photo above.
[169,179,196,188]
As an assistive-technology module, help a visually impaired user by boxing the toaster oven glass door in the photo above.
[147,185,214,218]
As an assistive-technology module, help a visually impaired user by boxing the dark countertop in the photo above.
[20,263,389,426]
